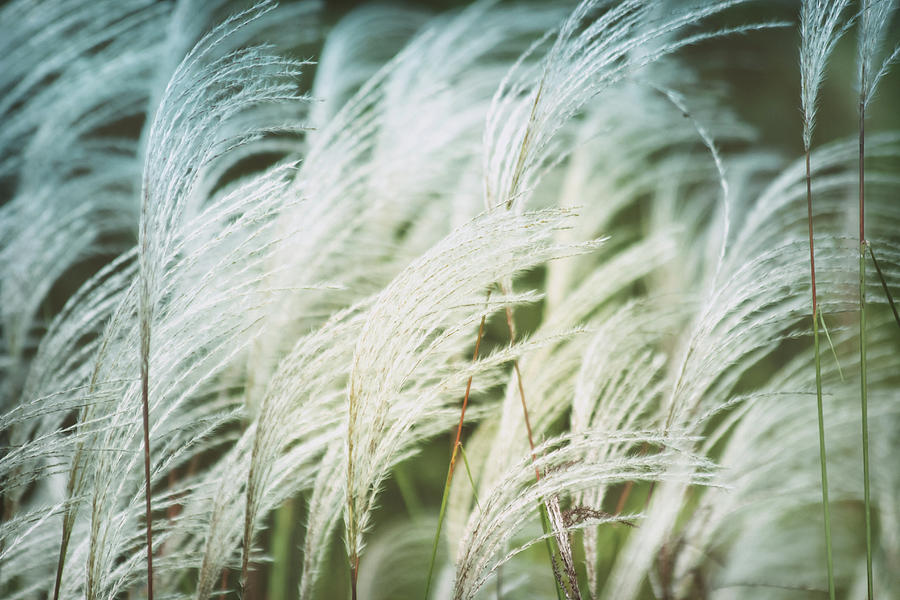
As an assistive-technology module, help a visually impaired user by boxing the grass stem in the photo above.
[458,443,482,513]
[140,353,154,600]
[867,243,900,331]
[859,77,873,600]
[52,469,77,600]
[424,307,488,599]
[807,149,835,600]
[499,299,570,600]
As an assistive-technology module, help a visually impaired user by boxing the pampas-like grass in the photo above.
[1,1,899,599]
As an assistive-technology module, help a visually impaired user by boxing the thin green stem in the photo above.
[425,446,458,600]
[458,443,482,513]
[813,310,836,600]
[868,243,900,331]
[807,150,835,600]
[818,311,844,381]
[859,78,873,598]
[860,247,873,600]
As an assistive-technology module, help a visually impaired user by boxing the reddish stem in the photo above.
[448,310,489,478]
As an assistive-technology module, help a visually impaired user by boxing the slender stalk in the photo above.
[242,418,263,596]
[350,555,359,600]
[52,467,78,600]
[500,301,570,600]
[858,59,873,600]
[52,532,69,600]
[140,349,155,600]
[139,182,155,600]
[425,450,460,600]
[613,442,653,515]
[859,245,872,598]
[53,375,101,600]
[807,150,835,600]
[458,443,482,512]
[218,569,228,600]
[614,481,634,516]
[813,309,835,600]
[868,243,900,330]
[425,308,488,599]
[859,50,874,600]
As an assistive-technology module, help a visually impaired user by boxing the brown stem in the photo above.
[613,442,655,515]
[499,290,573,599]
[424,303,490,600]
[138,183,155,600]
[350,555,359,600]
[218,568,228,600]
[614,481,634,516]
[644,481,658,511]
[501,301,540,480]
[448,307,489,478]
